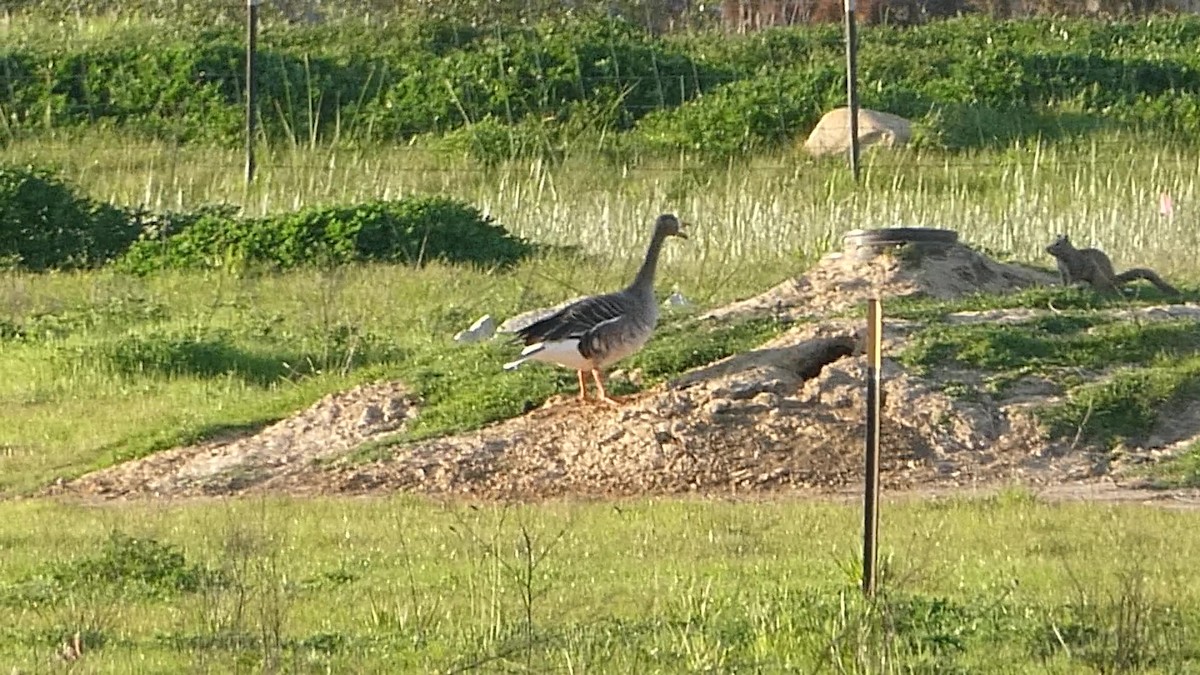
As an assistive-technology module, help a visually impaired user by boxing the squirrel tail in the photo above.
[1113,268,1180,295]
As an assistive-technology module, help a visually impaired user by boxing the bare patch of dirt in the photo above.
[52,381,415,499]
[305,322,1081,500]
[50,242,1200,504]
[703,241,1057,323]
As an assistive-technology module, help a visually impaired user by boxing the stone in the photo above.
[803,107,914,158]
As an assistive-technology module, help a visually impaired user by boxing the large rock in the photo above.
[803,107,913,157]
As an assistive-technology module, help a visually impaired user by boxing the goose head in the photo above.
[654,213,690,239]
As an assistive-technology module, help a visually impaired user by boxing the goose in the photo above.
[502,213,690,405]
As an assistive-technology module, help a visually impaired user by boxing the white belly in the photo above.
[526,339,596,371]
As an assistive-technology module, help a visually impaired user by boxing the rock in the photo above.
[663,288,692,310]
[803,107,914,158]
[610,368,645,387]
[453,314,496,344]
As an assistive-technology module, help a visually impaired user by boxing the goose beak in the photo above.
[678,221,691,239]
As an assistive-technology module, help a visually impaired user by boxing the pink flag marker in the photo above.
[1160,191,1174,219]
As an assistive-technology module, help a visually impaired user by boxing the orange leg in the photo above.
[577,370,589,402]
[591,369,621,406]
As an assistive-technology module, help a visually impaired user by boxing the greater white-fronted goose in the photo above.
[502,213,689,404]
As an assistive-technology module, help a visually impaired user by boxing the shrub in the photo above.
[117,195,534,274]
[0,164,138,271]
[635,66,844,157]
[4,16,1200,156]
[5,531,225,605]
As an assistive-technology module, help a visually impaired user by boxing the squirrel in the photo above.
[1045,234,1180,296]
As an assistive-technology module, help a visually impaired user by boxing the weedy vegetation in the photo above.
[3,495,1200,671]
[3,5,1200,671]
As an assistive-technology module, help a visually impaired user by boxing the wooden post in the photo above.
[245,0,260,186]
[843,0,861,183]
[862,296,882,597]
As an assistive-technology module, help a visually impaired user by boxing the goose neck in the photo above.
[629,230,667,294]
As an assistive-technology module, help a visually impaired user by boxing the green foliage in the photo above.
[5,16,1200,157]
[901,316,1200,373]
[0,164,138,270]
[1145,440,1200,488]
[0,17,726,148]
[6,531,223,605]
[899,306,1200,448]
[1038,358,1200,448]
[390,341,570,445]
[634,67,843,158]
[118,196,533,274]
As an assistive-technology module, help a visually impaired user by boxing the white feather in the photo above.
[502,339,593,372]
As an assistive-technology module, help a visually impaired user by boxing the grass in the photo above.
[4,57,1200,669]
[0,255,795,495]
[1145,440,1200,488]
[896,296,1200,448]
[2,493,1200,671]
[2,128,1200,489]
[884,284,1189,323]
[5,129,1200,276]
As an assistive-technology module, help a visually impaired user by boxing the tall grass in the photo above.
[9,130,1199,276]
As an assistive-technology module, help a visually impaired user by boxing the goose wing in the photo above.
[514,292,630,345]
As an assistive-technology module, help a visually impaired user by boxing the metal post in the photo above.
[862,296,882,597]
[843,0,861,183]
[245,0,260,186]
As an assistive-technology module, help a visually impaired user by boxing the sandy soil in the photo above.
[47,240,1200,508]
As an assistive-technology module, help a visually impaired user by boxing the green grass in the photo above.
[6,129,1200,276]
[884,284,1189,323]
[3,129,1200,490]
[2,493,1200,671]
[1040,359,1200,449]
[896,295,1200,448]
[1144,441,1200,488]
[4,13,1200,672]
[902,315,1200,374]
[0,256,795,495]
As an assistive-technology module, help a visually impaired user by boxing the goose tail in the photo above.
[503,342,546,371]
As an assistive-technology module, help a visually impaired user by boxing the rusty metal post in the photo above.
[843,0,861,183]
[863,296,882,597]
[246,0,260,186]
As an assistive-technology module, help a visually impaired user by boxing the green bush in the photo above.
[635,66,844,158]
[117,196,534,274]
[5,531,225,605]
[0,17,727,145]
[3,16,1200,156]
[0,164,139,271]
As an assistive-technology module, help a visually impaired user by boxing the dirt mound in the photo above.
[55,240,1176,503]
[58,381,415,499]
[309,322,1071,499]
[704,241,1057,322]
